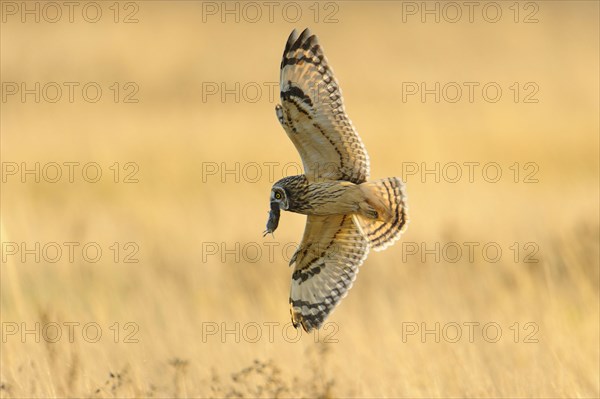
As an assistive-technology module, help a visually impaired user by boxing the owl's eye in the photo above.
[274,192,282,200]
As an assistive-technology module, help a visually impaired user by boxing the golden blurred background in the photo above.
[1,1,598,397]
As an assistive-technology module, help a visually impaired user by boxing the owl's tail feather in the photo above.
[354,177,408,251]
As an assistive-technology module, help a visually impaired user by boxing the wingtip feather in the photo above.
[285,29,299,52]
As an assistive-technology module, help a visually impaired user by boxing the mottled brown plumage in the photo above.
[266,29,408,332]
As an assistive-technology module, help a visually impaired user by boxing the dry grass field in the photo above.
[1,1,598,397]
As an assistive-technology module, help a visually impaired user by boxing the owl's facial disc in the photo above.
[271,187,289,210]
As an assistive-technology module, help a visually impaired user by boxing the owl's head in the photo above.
[270,186,289,210]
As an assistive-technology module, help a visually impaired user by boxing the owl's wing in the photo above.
[276,28,370,184]
[289,214,369,332]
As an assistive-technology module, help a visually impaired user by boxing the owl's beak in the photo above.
[263,201,281,237]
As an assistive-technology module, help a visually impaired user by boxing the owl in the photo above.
[265,28,408,332]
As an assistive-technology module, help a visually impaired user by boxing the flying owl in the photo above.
[265,28,408,332]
